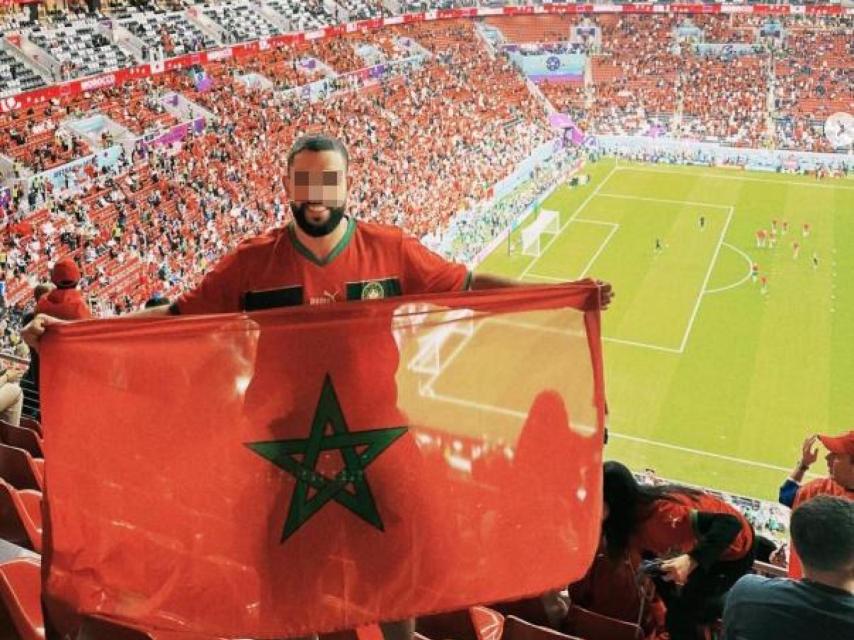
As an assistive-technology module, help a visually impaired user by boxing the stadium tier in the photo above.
[0,4,853,639]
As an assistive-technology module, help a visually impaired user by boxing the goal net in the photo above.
[521,209,560,257]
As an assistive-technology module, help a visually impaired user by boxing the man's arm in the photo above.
[22,305,172,352]
[779,434,819,507]
[470,273,614,309]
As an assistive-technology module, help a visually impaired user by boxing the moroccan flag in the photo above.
[40,283,606,638]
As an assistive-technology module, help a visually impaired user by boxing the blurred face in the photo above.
[826,451,854,489]
[287,149,348,238]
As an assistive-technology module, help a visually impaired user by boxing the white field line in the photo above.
[596,193,731,209]
[603,336,682,354]
[523,272,566,283]
[524,219,619,283]
[616,164,854,191]
[490,316,682,353]
[419,322,485,395]
[608,431,818,478]
[574,218,620,226]
[409,316,813,477]
[706,243,755,294]
[579,222,619,278]
[515,178,739,353]
[678,206,735,353]
[419,381,817,476]
[517,165,619,281]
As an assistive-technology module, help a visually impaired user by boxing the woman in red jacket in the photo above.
[602,461,755,640]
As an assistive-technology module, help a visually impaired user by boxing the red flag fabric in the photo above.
[40,283,606,638]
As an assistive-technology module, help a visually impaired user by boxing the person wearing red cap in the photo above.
[784,430,854,578]
[35,258,92,321]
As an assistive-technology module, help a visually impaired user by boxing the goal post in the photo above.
[521,209,560,257]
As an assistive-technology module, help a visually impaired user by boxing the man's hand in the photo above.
[799,434,819,469]
[22,314,68,351]
[660,554,698,586]
[596,280,614,310]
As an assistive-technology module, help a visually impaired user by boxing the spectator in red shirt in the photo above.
[35,258,92,321]
[602,461,755,640]
[786,430,854,579]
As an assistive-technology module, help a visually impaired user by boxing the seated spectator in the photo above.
[36,258,93,321]
[20,283,53,421]
[0,364,23,426]
[786,430,854,578]
[722,496,854,639]
[602,461,755,640]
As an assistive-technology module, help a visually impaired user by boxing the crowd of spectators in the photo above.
[0,20,550,351]
[679,53,771,146]
[1,11,852,354]
[774,25,853,151]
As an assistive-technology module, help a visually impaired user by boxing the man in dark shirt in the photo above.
[722,496,854,639]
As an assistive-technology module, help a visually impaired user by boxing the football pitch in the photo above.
[475,158,854,500]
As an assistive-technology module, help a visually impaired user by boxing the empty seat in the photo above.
[0,481,42,552]
[563,605,644,640]
[18,418,42,438]
[417,607,503,640]
[0,421,44,459]
[0,444,43,491]
[0,558,43,640]
[502,616,582,640]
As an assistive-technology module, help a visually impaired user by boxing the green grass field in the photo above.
[476,158,854,500]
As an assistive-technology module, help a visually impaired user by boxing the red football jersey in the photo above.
[36,289,92,321]
[633,492,753,562]
[175,219,470,314]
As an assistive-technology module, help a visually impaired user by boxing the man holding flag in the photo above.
[25,134,613,332]
[25,134,613,640]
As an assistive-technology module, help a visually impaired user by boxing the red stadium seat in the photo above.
[0,421,44,459]
[18,419,42,438]
[489,598,551,628]
[502,616,582,640]
[418,608,483,640]
[0,558,44,640]
[417,607,503,640]
[563,605,644,640]
[78,615,228,640]
[0,444,43,491]
[0,481,42,552]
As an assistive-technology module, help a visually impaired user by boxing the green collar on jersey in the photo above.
[288,217,356,267]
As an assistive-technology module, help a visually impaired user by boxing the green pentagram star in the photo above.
[246,374,407,541]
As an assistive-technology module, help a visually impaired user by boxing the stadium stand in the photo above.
[27,21,135,80]
[0,49,47,99]
[679,53,771,146]
[265,0,339,31]
[0,13,850,639]
[200,1,283,43]
[119,10,216,58]
[335,0,391,21]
